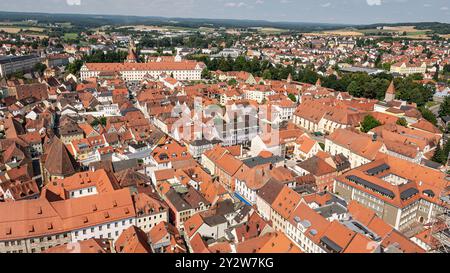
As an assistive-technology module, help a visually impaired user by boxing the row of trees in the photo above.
[195,55,436,107]
[65,50,129,75]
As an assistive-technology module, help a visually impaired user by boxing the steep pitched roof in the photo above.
[44,137,79,177]
[386,81,396,95]
[115,226,152,253]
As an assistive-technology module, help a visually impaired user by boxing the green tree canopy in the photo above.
[360,115,382,133]
[396,118,408,127]
[419,107,438,126]
[439,97,450,117]
[288,93,297,103]
[432,144,447,165]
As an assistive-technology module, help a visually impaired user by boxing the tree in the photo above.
[444,64,450,74]
[227,78,237,86]
[396,118,408,127]
[433,65,440,82]
[439,97,450,117]
[347,81,363,97]
[262,70,272,80]
[444,140,450,160]
[66,60,84,75]
[360,115,382,133]
[34,63,47,74]
[91,117,107,127]
[419,107,438,126]
[201,68,211,79]
[431,144,447,164]
[287,93,297,103]
[382,62,392,71]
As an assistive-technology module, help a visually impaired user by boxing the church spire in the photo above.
[384,81,396,102]
[125,39,138,63]
[315,78,322,87]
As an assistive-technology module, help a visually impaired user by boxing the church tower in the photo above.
[125,39,138,63]
[385,81,396,102]
[315,78,322,87]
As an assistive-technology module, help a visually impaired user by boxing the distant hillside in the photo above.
[0,11,348,31]
[0,11,448,34]
[355,22,450,34]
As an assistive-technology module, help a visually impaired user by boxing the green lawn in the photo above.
[64,33,79,40]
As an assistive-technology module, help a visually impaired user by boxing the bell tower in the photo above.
[125,39,138,63]
[385,81,396,103]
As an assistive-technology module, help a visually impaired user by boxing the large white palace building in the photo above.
[80,40,204,82]
[80,59,204,82]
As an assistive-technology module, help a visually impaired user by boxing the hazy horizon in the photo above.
[0,0,449,25]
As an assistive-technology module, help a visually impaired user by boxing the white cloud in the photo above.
[224,2,247,8]
[366,0,382,6]
[441,6,449,10]
[321,2,331,8]
[66,0,81,6]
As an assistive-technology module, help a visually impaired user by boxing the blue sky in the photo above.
[0,0,449,24]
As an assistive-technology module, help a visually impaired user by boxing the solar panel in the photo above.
[366,164,390,176]
[346,175,395,199]
[320,236,342,253]
[400,188,419,201]
[423,189,435,197]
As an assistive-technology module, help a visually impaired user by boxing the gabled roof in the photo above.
[297,156,336,177]
[327,129,383,160]
[44,137,79,177]
[115,226,152,253]
[272,186,301,219]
